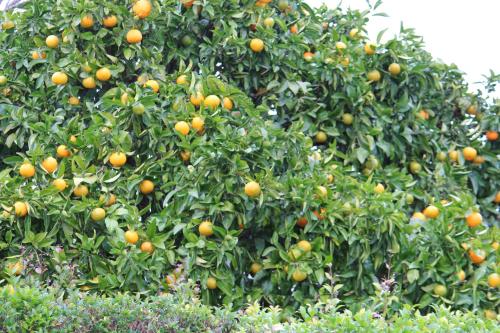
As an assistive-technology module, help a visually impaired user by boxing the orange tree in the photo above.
[0,0,498,314]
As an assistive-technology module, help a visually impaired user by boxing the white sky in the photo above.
[307,0,500,96]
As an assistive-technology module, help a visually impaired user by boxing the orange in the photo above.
[436,151,447,161]
[466,105,477,115]
[180,150,191,162]
[7,261,23,275]
[364,42,376,55]
[91,208,106,221]
[342,113,353,125]
[374,183,385,194]
[190,92,205,107]
[409,161,422,174]
[433,284,447,297]
[249,38,265,53]
[486,131,498,141]
[125,230,139,244]
[191,117,204,133]
[1,21,15,30]
[176,75,188,85]
[466,212,482,227]
[41,156,58,173]
[303,51,314,61]
[297,217,308,228]
[145,79,160,93]
[73,185,89,197]
[109,152,127,168]
[487,273,500,288]
[19,162,35,178]
[297,240,312,253]
[223,97,234,111]
[206,277,217,289]
[165,275,176,286]
[0,75,7,85]
[32,51,47,60]
[290,24,298,34]
[367,70,381,82]
[126,29,143,44]
[80,15,94,29]
[182,0,195,8]
[457,270,466,282]
[68,96,80,105]
[52,178,67,191]
[417,109,429,120]
[14,202,28,217]
[204,95,221,109]
[462,147,477,161]
[99,193,117,207]
[140,241,155,254]
[51,72,68,85]
[340,57,350,67]
[423,205,439,219]
[198,221,214,236]
[133,0,152,19]
[263,17,275,28]
[313,208,326,220]
[250,263,262,275]
[175,121,190,135]
[335,41,346,51]
[349,28,359,38]
[388,63,401,75]
[327,174,334,183]
[315,131,327,144]
[140,180,155,194]
[245,181,261,197]
[45,35,59,48]
[96,68,111,81]
[412,212,427,221]
[495,192,500,204]
[468,249,486,265]
[448,150,458,162]
[57,145,71,158]
[82,77,96,89]
[292,270,307,282]
[484,310,497,320]
[103,15,118,28]
[492,242,499,250]
[316,186,327,198]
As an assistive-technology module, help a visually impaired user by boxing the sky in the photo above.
[307,0,500,96]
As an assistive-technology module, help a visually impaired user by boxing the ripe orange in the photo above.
[315,131,327,144]
[486,131,498,141]
[91,208,106,221]
[32,51,47,60]
[53,178,67,191]
[303,51,314,61]
[206,277,217,289]
[80,15,94,29]
[297,240,312,253]
[250,263,262,275]
[466,104,477,115]
[126,29,143,44]
[14,202,28,217]
[125,230,139,244]
[176,75,188,85]
[82,77,96,89]
[46,35,59,48]
[57,145,71,158]
[191,117,205,133]
[51,72,68,85]
[388,63,401,75]
[181,0,195,8]
[412,212,427,221]
[145,79,160,93]
[468,249,486,265]
[448,150,458,162]
[462,147,477,161]
[364,42,376,55]
[249,38,265,53]
[417,109,429,120]
[96,68,111,81]
[423,205,439,219]
[292,270,307,282]
[198,221,214,236]
[296,217,308,228]
[313,208,326,220]
[73,185,89,197]
[174,121,190,135]
[103,15,118,28]
[495,192,500,204]
[466,212,482,227]
[139,180,155,194]
[140,241,155,254]
[327,174,334,183]
[204,95,221,109]
[190,92,205,107]
[488,273,500,288]
[290,24,298,34]
[374,183,385,194]
[41,157,58,173]
[340,57,350,66]
[133,0,152,19]
[99,193,117,207]
[109,152,127,168]
[68,96,80,105]
[223,97,233,110]
[165,274,176,286]
[367,70,381,82]
[245,181,261,198]
[19,162,35,178]
[180,150,191,162]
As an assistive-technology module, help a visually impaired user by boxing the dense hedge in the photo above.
[1,283,499,332]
